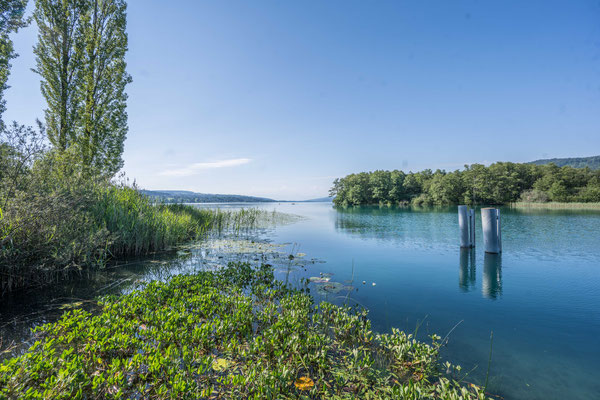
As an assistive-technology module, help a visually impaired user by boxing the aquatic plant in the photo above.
[204,208,300,234]
[0,262,491,399]
[511,201,600,210]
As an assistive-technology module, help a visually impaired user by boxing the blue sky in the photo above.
[4,0,600,200]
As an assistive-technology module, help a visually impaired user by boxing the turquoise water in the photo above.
[1,202,599,399]
[198,202,600,400]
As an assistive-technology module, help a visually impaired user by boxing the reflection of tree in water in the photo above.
[333,206,457,250]
[458,249,476,292]
[482,253,502,299]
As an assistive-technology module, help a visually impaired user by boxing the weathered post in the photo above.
[481,208,500,254]
[469,208,476,247]
[458,205,470,248]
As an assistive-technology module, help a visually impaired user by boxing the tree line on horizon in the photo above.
[329,162,600,206]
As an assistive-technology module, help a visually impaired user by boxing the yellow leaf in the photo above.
[212,358,232,372]
[294,376,314,391]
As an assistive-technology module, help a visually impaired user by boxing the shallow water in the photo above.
[1,202,599,400]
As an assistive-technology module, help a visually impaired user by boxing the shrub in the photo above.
[519,189,549,203]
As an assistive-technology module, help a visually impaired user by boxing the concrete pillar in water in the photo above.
[481,208,501,254]
[458,205,470,248]
[469,208,476,247]
[497,209,502,253]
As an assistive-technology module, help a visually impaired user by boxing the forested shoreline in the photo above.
[330,162,600,206]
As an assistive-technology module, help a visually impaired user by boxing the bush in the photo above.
[519,189,549,203]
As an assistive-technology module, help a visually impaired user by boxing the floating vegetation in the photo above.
[309,276,330,283]
[212,358,234,372]
[199,238,287,255]
[0,262,491,399]
[294,376,315,391]
[315,281,345,295]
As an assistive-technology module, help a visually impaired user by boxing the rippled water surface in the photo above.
[2,202,599,400]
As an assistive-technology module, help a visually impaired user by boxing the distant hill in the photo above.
[528,155,600,170]
[303,197,333,202]
[140,190,275,203]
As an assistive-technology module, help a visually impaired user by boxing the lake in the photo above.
[1,202,599,400]
[196,202,600,400]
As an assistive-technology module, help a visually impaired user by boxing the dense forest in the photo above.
[529,155,600,170]
[329,162,600,206]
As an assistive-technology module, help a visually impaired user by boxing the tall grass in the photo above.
[511,202,600,210]
[205,208,298,234]
[1,185,274,294]
[92,186,213,256]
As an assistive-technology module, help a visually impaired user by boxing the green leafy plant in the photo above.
[0,262,492,399]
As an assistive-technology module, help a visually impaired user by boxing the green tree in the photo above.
[33,0,130,176]
[369,170,391,204]
[0,0,28,129]
[428,170,464,205]
[77,0,131,176]
[548,181,569,202]
[389,170,407,203]
[33,0,84,151]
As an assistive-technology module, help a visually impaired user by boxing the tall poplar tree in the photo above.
[33,0,130,176]
[77,0,130,176]
[33,0,84,151]
[0,0,28,130]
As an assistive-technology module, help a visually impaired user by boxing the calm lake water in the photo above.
[196,202,600,400]
[1,202,599,400]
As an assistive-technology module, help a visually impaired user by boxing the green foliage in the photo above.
[0,127,219,293]
[78,0,131,176]
[331,162,600,206]
[529,155,600,170]
[0,177,214,293]
[33,0,131,176]
[0,0,28,129]
[0,262,491,399]
[33,0,84,151]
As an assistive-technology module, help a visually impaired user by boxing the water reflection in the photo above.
[458,249,476,292]
[482,253,502,299]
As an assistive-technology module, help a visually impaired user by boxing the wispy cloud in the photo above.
[159,158,252,177]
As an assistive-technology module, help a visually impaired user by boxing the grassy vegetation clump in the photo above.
[0,262,490,399]
[511,201,600,210]
[0,175,215,294]
[91,186,213,256]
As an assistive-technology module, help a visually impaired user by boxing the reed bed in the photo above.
[204,208,300,234]
[0,186,296,294]
[511,202,600,210]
